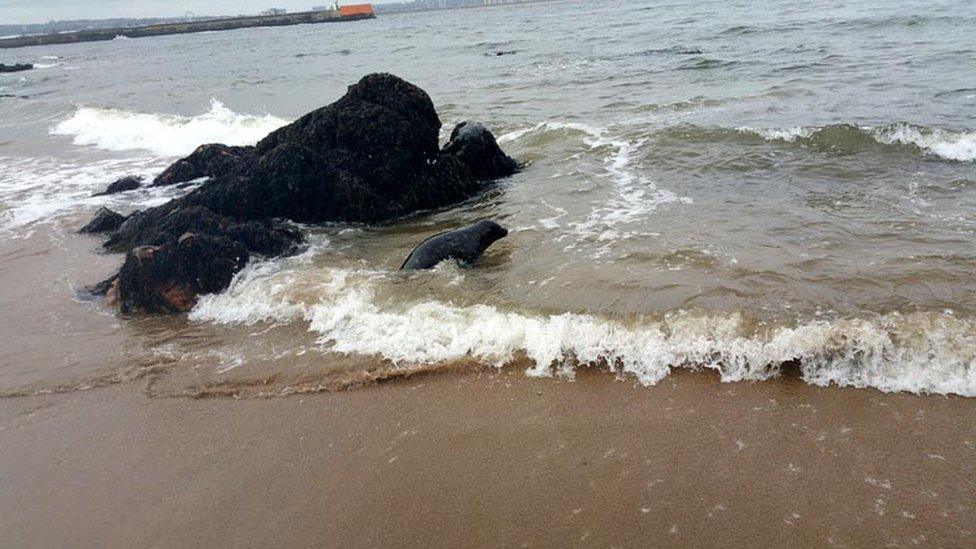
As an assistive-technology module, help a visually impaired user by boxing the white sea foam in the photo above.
[497,126,536,144]
[739,126,815,142]
[51,100,289,157]
[0,155,175,236]
[740,124,976,161]
[191,260,976,397]
[873,124,976,162]
[566,122,691,237]
[499,121,690,248]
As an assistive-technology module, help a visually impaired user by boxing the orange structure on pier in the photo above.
[339,4,375,17]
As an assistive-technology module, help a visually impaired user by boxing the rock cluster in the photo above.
[93,175,142,196]
[0,63,33,73]
[83,73,517,313]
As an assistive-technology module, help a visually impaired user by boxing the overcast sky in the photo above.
[3,1,397,25]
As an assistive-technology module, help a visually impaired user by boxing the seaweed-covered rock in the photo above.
[152,144,255,187]
[104,205,299,256]
[113,233,249,314]
[93,175,142,196]
[87,204,301,314]
[224,221,303,257]
[78,207,126,234]
[152,73,518,223]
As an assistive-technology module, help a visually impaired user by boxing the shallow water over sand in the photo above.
[1,0,975,396]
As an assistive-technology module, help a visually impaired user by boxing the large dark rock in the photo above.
[112,233,250,314]
[91,206,297,313]
[93,175,142,196]
[85,73,518,313]
[79,207,126,234]
[152,73,518,223]
[0,63,33,73]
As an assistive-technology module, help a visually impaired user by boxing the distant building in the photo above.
[260,8,288,16]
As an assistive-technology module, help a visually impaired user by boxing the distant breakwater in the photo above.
[0,10,375,50]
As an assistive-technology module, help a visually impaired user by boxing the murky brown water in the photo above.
[1,0,975,396]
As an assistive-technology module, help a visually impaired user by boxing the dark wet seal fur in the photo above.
[400,220,509,270]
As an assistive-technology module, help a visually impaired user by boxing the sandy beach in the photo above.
[2,369,973,547]
[3,1,976,546]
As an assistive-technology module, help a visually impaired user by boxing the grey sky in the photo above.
[2,0,397,25]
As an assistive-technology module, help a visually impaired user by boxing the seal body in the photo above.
[400,220,509,270]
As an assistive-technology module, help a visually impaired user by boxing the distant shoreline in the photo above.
[0,0,563,42]
[0,9,374,50]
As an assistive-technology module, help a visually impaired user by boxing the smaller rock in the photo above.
[443,121,519,180]
[0,63,33,73]
[93,175,143,196]
[103,205,301,257]
[103,205,224,252]
[84,274,118,299]
[225,221,304,257]
[114,232,250,314]
[152,144,256,187]
[79,207,126,234]
[486,51,517,57]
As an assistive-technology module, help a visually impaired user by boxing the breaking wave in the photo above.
[0,155,179,235]
[190,257,976,397]
[51,100,289,157]
[737,123,976,161]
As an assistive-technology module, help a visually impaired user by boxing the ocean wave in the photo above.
[718,24,757,36]
[874,124,976,161]
[736,123,976,161]
[824,14,964,31]
[50,100,289,157]
[190,259,976,397]
[0,155,177,235]
[498,121,690,245]
[676,57,739,71]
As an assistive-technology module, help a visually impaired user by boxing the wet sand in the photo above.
[1,368,973,547]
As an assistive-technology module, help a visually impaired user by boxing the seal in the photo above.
[400,220,509,270]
